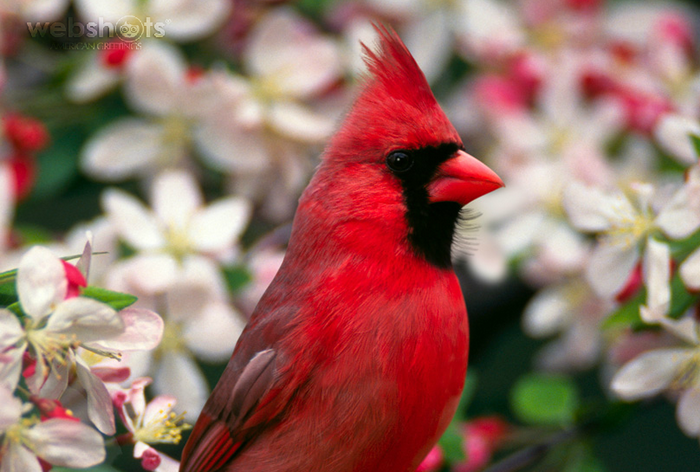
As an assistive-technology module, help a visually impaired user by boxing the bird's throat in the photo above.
[405,200,462,268]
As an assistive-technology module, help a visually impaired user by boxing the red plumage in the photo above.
[180,26,502,472]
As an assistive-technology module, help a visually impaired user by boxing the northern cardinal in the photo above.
[180,26,503,472]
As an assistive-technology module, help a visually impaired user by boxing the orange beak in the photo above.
[427,150,504,206]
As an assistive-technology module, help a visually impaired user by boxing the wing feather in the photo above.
[180,349,278,472]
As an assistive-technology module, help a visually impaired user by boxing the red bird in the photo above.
[180,26,503,472]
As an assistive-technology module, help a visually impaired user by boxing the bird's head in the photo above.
[309,25,503,268]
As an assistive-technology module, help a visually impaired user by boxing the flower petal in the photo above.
[20,0,69,22]
[0,385,22,432]
[456,0,525,59]
[154,352,208,421]
[680,247,700,290]
[0,165,13,254]
[152,170,202,230]
[458,233,508,284]
[611,348,690,400]
[641,238,671,322]
[0,310,24,349]
[194,122,270,173]
[46,297,122,343]
[91,366,131,383]
[166,256,226,321]
[26,354,48,395]
[0,347,24,391]
[245,9,342,99]
[523,286,569,337]
[125,377,152,420]
[123,254,179,294]
[134,441,150,458]
[189,197,250,254]
[563,182,618,232]
[155,451,181,472]
[66,55,122,103]
[677,386,700,436]
[90,307,163,351]
[658,315,700,346]
[143,394,177,425]
[267,102,335,142]
[39,359,69,400]
[586,244,639,298]
[124,41,186,116]
[74,355,116,435]
[74,0,134,23]
[2,440,42,472]
[17,247,67,320]
[183,302,246,362]
[654,114,700,165]
[82,118,167,181]
[149,0,231,41]
[120,350,153,383]
[494,211,546,256]
[25,418,105,468]
[656,170,700,239]
[102,188,165,251]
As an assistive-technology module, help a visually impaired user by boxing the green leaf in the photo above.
[223,265,253,293]
[81,286,137,311]
[0,279,18,307]
[438,421,466,463]
[13,225,54,245]
[690,134,700,159]
[670,226,700,261]
[669,272,698,319]
[6,301,24,317]
[563,442,607,472]
[0,267,18,285]
[511,373,580,426]
[601,292,645,330]
[53,463,121,472]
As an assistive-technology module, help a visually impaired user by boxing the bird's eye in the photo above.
[386,151,414,173]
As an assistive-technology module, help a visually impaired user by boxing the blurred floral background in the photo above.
[2,0,700,471]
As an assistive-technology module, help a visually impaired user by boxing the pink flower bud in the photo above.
[61,261,87,299]
[112,390,128,410]
[141,448,162,471]
[416,445,444,472]
[2,114,49,152]
[100,41,133,69]
[615,263,643,303]
[22,352,37,379]
[7,155,35,200]
[473,75,528,116]
[31,397,80,422]
[465,416,510,445]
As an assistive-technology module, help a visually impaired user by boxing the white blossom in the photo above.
[0,246,163,434]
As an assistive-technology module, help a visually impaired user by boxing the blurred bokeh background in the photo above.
[4,0,700,470]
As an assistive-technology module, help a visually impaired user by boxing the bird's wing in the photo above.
[180,348,278,472]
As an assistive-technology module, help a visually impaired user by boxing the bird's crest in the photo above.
[360,24,439,112]
[325,25,460,163]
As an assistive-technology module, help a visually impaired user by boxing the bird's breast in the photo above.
[290,262,469,471]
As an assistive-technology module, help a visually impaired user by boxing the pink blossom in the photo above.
[416,445,443,472]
